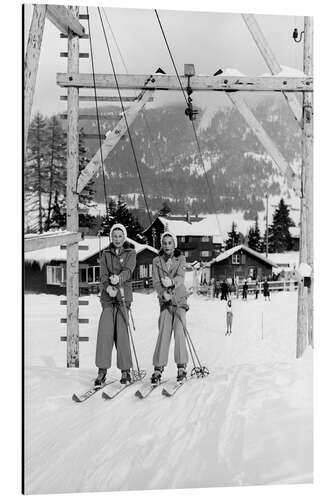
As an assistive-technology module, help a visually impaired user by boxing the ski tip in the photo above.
[101,391,111,400]
[72,394,81,403]
[161,388,171,397]
[134,390,143,399]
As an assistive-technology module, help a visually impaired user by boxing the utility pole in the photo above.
[296,16,313,358]
[265,193,269,258]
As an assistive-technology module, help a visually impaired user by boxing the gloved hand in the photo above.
[110,274,120,286]
[162,290,171,302]
[161,276,173,288]
[106,285,118,298]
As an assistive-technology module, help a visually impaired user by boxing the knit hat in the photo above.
[110,223,127,240]
[160,231,177,249]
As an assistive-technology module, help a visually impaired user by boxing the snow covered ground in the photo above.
[24,290,312,494]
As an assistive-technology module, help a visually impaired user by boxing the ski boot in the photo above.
[151,367,163,385]
[94,368,107,388]
[120,369,132,385]
[177,364,187,382]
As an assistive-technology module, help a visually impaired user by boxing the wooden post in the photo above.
[24,4,47,155]
[66,6,80,367]
[296,17,313,358]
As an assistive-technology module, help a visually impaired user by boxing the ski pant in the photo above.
[95,302,133,370]
[226,312,233,331]
[153,306,189,368]
[221,291,228,300]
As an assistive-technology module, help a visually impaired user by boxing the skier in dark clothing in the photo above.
[255,281,259,299]
[220,280,229,301]
[242,281,248,300]
[263,279,271,301]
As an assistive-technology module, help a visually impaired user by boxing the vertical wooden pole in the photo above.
[304,17,314,348]
[66,6,80,367]
[24,4,47,155]
[296,17,313,358]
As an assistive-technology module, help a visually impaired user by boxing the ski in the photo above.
[161,375,202,397]
[134,379,169,399]
[102,374,146,401]
[72,380,116,403]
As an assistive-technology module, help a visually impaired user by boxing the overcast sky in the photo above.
[24,5,305,116]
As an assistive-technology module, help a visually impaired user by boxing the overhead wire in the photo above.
[154,9,224,238]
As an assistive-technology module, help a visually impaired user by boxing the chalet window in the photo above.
[241,253,246,264]
[149,264,152,277]
[180,236,186,243]
[46,266,65,285]
[200,250,211,257]
[139,264,151,278]
[232,254,240,265]
[94,266,100,282]
[201,236,210,242]
[80,268,88,283]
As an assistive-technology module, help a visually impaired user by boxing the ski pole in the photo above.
[129,308,136,331]
[119,288,142,377]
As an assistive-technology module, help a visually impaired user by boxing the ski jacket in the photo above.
[152,251,188,309]
[99,242,136,306]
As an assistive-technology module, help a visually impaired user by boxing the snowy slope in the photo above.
[24,291,312,494]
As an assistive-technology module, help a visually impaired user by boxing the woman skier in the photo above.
[94,223,136,388]
[150,232,189,385]
[225,299,233,335]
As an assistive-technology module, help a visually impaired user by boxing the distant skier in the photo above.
[254,281,260,299]
[213,280,220,298]
[242,281,248,300]
[225,299,233,335]
[94,223,136,388]
[220,279,229,301]
[263,279,271,301]
[150,231,189,385]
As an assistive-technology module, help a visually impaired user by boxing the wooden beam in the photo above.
[60,95,154,102]
[24,4,47,155]
[76,89,154,194]
[60,113,122,120]
[46,5,85,37]
[297,17,313,358]
[66,6,80,368]
[242,14,302,124]
[228,93,300,193]
[24,231,83,252]
[57,73,313,92]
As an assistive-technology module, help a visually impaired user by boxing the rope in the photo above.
[97,7,153,226]
[86,7,110,236]
[154,9,224,238]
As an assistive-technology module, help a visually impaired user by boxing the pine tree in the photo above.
[114,196,144,241]
[25,113,49,232]
[269,198,295,252]
[224,221,242,250]
[79,129,96,207]
[158,201,171,217]
[100,199,117,235]
[248,216,262,252]
[44,116,67,231]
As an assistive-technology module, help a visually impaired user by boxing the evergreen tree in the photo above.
[224,221,242,250]
[49,191,66,228]
[269,198,295,252]
[100,199,117,235]
[247,216,262,252]
[44,116,67,231]
[158,201,171,217]
[114,196,144,242]
[79,128,96,207]
[25,113,49,232]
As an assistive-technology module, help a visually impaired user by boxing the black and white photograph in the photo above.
[23,2,314,495]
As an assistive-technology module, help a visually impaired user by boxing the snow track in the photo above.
[24,291,313,493]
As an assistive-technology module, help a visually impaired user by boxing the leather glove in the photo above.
[161,276,173,288]
[106,285,118,298]
[110,274,120,285]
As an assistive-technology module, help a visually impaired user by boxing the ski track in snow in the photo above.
[24,291,313,494]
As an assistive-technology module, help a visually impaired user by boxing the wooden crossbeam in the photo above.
[60,52,89,58]
[46,5,86,36]
[60,95,153,102]
[24,231,83,252]
[60,113,122,120]
[64,132,107,140]
[76,89,154,194]
[60,300,89,306]
[57,73,313,92]
[242,14,302,124]
[60,336,89,341]
[227,93,300,194]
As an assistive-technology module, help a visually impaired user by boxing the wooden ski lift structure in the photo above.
[24,5,313,366]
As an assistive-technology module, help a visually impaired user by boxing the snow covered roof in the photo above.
[208,244,276,267]
[25,235,158,267]
[268,251,299,268]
